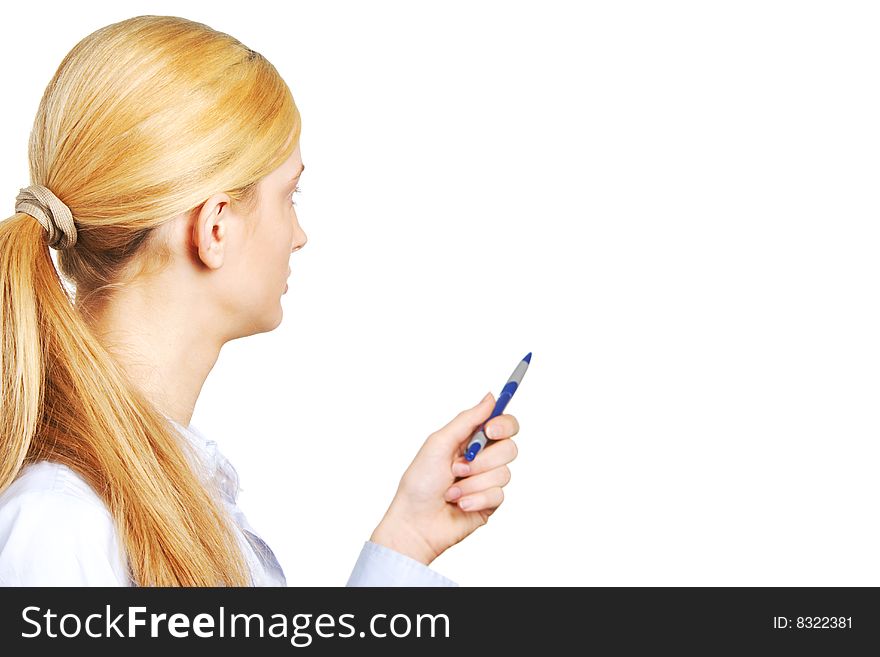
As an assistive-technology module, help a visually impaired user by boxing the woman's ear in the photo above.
[193,193,230,269]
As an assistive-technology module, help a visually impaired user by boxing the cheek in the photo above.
[277,213,295,259]
[264,211,295,273]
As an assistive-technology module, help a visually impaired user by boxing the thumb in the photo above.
[431,391,495,451]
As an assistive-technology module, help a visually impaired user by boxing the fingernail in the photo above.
[486,423,501,439]
[446,486,462,501]
[452,463,470,477]
[459,498,473,510]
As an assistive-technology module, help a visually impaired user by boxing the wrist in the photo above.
[370,513,436,566]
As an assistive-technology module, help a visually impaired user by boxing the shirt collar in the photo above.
[163,415,241,505]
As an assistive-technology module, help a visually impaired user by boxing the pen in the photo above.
[464,352,531,462]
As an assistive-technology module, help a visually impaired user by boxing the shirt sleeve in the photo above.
[345,540,459,587]
[0,489,130,586]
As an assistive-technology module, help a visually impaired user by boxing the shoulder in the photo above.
[0,461,131,586]
[1,460,107,506]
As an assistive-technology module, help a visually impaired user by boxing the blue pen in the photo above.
[464,352,531,461]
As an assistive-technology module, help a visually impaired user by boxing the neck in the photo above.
[79,278,225,428]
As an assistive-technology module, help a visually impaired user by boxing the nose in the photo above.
[291,219,307,253]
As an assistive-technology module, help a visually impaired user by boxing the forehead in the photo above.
[266,143,303,186]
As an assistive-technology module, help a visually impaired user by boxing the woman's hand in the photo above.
[369,392,520,565]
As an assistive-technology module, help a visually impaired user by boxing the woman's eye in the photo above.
[290,185,302,207]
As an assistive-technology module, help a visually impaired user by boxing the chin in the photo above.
[263,301,284,332]
[233,304,284,340]
[269,304,284,330]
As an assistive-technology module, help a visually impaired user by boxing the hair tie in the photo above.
[14,184,77,250]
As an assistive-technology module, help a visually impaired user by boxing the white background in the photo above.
[2,1,879,586]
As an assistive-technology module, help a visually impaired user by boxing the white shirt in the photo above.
[0,419,458,587]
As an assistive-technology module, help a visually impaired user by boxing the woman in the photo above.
[0,15,520,586]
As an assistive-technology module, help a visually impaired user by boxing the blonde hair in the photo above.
[0,15,300,585]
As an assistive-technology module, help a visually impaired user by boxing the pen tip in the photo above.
[523,352,531,363]
[465,443,481,461]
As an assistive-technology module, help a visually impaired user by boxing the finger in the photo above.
[430,392,496,452]
[458,414,518,461]
[482,413,520,440]
[445,465,511,502]
[452,438,518,477]
[457,486,504,512]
